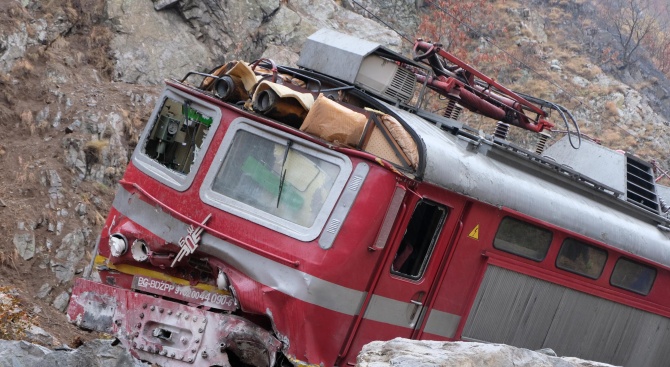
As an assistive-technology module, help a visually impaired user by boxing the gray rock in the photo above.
[64,120,81,134]
[13,232,36,260]
[46,169,62,188]
[153,0,179,11]
[50,262,73,283]
[107,0,214,84]
[0,339,148,367]
[0,24,29,73]
[0,340,51,366]
[357,338,619,367]
[51,229,87,283]
[52,291,70,313]
[75,203,87,216]
[36,284,53,299]
[24,325,58,346]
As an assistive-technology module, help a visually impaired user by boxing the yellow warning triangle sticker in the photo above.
[468,225,480,240]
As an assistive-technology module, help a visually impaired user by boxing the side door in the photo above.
[340,192,464,365]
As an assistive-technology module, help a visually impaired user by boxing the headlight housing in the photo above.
[131,239,149,262]
[109,234,128,257]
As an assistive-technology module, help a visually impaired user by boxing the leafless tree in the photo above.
[601,0,657,69]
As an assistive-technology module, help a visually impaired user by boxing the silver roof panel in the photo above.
[297,28,423,84]
[542,137,627,195]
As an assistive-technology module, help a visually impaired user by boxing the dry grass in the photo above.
[546,7,568,25]
[0,287,35,340]
[603,101,621,119]
[83,139,109,177]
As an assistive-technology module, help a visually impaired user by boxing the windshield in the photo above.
[212,130,340,227]
[200,120,353,241]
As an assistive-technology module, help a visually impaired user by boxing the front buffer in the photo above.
[67,278,282,367]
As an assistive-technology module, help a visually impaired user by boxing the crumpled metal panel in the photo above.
[463,266,670,366]
[68,278,281,367]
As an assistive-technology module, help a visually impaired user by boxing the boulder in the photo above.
[356,338,619,367]
[0,339,148,367]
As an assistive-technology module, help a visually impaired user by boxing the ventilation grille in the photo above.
[626,156,659,213]
[383,66,416,103]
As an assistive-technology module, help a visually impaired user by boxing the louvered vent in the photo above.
[383,66,416,103]
[626,156,659,213]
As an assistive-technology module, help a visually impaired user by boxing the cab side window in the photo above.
[392,200,447,279]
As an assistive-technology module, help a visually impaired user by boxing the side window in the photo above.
[142,97,213,175]
[556,238,607,279]
[392,200,447,279]
[610,258,656,295]
[493,217,552,261]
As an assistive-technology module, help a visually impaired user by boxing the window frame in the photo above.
[493,216,553,262]
[132,88,222,192]
[200,118,353,242]
[610,257,657,296]
[555,238,608,280]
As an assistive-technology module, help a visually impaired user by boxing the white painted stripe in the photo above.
[424,309,461,338]
[363,295,416,327]
[113,187,366,316]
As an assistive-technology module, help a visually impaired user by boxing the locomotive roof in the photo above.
[388,104,670,269]
[175,27,670,270]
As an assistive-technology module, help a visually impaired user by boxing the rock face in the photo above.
[0,339,148,367]
[106,0,214,84]
[356,338,619,367]
[105,0,403,85]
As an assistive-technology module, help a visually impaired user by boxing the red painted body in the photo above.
[67,57,670,367]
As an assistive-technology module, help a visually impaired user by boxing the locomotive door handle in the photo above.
[407,291,426,327]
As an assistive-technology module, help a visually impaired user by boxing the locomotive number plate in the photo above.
[132,275,237,311]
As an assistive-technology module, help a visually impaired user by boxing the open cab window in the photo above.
[201,119,353,241]
[132,88,221,191]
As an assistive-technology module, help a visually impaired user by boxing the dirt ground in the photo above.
[0,0,155,346]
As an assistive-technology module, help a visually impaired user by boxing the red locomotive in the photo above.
[68,29,670,367]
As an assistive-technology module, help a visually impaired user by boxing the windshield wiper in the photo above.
[277,140,293,208]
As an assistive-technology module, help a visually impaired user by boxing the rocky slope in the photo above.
[0,0,669,359]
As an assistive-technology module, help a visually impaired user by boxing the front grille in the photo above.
[384,67,416,103]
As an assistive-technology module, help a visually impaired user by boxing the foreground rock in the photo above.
[357,338,618,367]
[0,339,147,367]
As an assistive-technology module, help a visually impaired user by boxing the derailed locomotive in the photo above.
[67,29,670,366]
